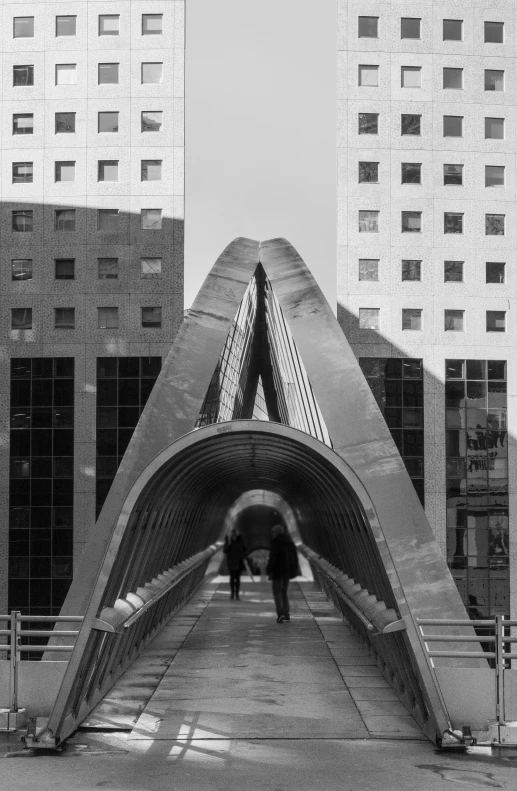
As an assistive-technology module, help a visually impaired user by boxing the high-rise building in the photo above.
[337,4,515,619]
[0,2,185,615]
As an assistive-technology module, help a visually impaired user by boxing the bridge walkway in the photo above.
[80,578,425,743]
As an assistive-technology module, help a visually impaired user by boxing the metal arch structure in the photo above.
[36,238,476,747]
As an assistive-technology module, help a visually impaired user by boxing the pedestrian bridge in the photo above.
[24,238,489,748]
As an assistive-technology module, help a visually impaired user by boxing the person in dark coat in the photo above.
[223,528,247,600]
[266,524,301,623]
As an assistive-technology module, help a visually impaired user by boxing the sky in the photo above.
[184,0,336,309]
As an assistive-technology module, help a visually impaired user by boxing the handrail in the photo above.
[298,543,406,636]
[91,542,223,634]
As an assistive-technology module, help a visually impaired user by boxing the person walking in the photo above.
[223,528,247,600]
[266,524,301,623]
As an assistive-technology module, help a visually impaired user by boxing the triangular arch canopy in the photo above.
[41,239,474,746]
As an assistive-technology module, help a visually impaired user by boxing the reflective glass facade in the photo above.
[96,357,161,516]
[445,359,509,618]
[359,358,424,505]
[9,358,74,615]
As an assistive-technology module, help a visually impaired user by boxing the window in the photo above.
[141,258,162,278]
[444,261,463,282]
[358,113,378,134]
[141,307,162,328]
[358,16,378,38]
[485,70,504,92]
[486,214,505,235]
[141,111,163,132]
[11,309,32,330]
[12,162,33,183]
[54,209,76,231]
[444,212,463,234]
[358,210,379,232]
[97,209,119,231]
[401,163,421,184]
[444,164,463,186]
[443,116,463,137]
[97,307,118,329]
[141,160,163,181]
[12,211,33,232]
[13,115,34,137]
[142,63,163,84]
[98,112,119,133]
[402,260,421,281]
[141,209,162,230]
[13,66,34,87]
[485,166,504,187]
[401,211,421,232]
[486,262,505,284]
[444,310,464,331]
[443,68,463,90]
[13,17,34,38]
[55,308,75,329]
[443,19,462,41]
[402,309,422,331]
[55,113,75,134]
[142,14,163,35]
[56,16,76,36]
[55,161,75,182]
[401,114,421,136]
[56,65,77,85]
[358,162,378,183]
[485,22,504,44]
[55,259,75,280]
[98,258,119,279]
[401,66,421,88]
[358,259,379,281]
[359,309,380,330]
[401,18,421,39]
[99,15,119,35]
[98,161,119,182]
[485,117,504,139]
[487,311,505,332]
[11,259,33,281]
[99,63,119,84]
[358,65,378,87]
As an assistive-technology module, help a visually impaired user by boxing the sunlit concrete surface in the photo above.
[2,579,517,789]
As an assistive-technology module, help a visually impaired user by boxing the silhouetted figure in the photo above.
[267,524,301,623]
[223,528,247,600]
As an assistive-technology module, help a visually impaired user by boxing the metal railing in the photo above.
[417,617,517,729]
[0,612,83,726]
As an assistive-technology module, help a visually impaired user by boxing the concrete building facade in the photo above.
[0,1,184,615]
[337,2,517,619]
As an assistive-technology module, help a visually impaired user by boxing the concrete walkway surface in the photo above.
[2,579,517,790]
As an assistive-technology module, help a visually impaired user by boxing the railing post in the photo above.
[9,610,20,713]
[495,614,504,727]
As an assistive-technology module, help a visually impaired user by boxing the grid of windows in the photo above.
[360,358,425,506]
[9,358,74,616]
[445,359,509,619]
[96,358,161,516]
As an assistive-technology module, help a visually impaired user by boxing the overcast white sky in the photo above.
[184,0,336,309]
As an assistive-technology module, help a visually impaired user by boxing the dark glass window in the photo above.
[444,261,463,282]
[12,309,32,330]
[444,164,463,185]
[485,22,504,44]
[358,113,378,134]
[444,115,463,137]
[96,358,161,515]
[401,18,420,39]
[487,312,505,333]
[55,113,75,133]
[443,20,462,41]
[401,114,421,135]
[360,358,424,505]
[54,209,76,231]
[485,166,504,187]
[13,65,34,87]
[141,307,162,328]
[55,259,75,280]
[486,262,505,284]
[444,310,464,331]
[359,259,379,281]
[12,162,33,183]
[402,309,422,330]
[142,14,163,35]
[485,118,504,139]
[56,16,76,36]
[54,308,75,329]
[443,68,463,89]
[141,111,163,132]
[444,212,463,234]
[99,63,119,84]
[358,161,378,183]
[401,163,421,184]
[402,260,421,281]
[13,114,33,134]
[9,358,74,615]
[401,211,421,232]
[98,112,119,133]
[14,17,34,38]
[486,214,504,236]
[98,258,119,280]
[485,70,504,92]
[358,16,378,37]
[12,259,32,281]
[12,211,33,232]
